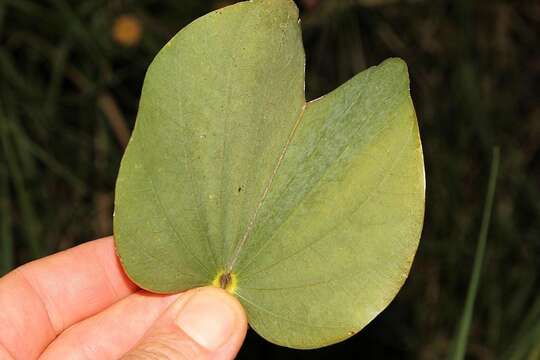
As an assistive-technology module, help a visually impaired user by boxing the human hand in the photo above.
[0,237,247,359]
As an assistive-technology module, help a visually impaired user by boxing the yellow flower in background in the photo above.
[112,14,142,47]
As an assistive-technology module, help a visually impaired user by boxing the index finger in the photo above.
[0,236,137,359]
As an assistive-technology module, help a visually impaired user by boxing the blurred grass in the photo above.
[0,0,539,358]
[450,147,499,360]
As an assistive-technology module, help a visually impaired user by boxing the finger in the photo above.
[123,287,247,360]
[0,236,137,359]
[41,291,181,360]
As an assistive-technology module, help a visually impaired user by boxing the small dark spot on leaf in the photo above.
[348,331,355,336]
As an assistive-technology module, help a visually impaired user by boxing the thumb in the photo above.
[123,287,248,360]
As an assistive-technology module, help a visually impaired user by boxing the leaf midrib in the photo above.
[225,102,307,272]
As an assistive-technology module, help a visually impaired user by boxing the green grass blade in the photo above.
[449,147,500,360]
[1,120,43,259]
[11,124,85,191]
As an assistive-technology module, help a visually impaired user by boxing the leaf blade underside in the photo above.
[114,0,425,349]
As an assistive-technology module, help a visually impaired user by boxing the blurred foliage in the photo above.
[0,0,539,358]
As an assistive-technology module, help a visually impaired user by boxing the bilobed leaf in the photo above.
[114,0,425,349]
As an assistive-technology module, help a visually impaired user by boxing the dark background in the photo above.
[1,0,539,358]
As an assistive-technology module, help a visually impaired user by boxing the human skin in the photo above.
[0,236,247,360]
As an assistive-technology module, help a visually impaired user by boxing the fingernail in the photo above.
[175,289,237,351]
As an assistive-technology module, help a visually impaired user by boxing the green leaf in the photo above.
[114,0,425,349]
